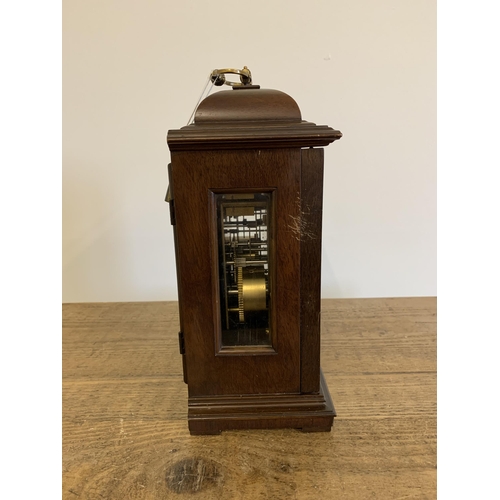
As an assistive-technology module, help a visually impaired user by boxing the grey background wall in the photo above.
[63,0,436,302]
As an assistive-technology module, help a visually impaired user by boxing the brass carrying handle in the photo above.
[210,66,252,87]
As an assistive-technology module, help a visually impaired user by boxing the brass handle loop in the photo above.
[210,66,252,87]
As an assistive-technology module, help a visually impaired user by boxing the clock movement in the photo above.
[166,67,342,434]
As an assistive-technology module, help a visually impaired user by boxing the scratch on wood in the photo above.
[165,457,222,494]
[288,195,316,241]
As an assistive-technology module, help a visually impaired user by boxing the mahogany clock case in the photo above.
[167,87,342,434]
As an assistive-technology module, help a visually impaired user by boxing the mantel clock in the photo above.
[166,67,342,435]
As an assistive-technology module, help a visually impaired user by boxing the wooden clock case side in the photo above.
[167,88,342,435]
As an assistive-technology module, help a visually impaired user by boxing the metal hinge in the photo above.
[166,185,176,225]
[178,331,185,355]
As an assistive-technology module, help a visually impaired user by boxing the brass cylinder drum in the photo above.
[242,267,267,313]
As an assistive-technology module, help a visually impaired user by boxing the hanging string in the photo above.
[186,73,216,126]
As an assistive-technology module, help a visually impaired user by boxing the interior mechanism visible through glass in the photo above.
[216,192,272,348]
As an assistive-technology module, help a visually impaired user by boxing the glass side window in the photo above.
[216,192,272,348]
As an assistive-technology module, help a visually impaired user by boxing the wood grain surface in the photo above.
[63,298,436,499]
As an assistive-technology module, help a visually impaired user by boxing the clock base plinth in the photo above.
[187,369,335,435]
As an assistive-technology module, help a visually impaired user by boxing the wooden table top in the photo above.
[63,297,436,499]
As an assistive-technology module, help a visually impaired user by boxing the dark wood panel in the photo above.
[171,149,302,397]
[299,148,324,393]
